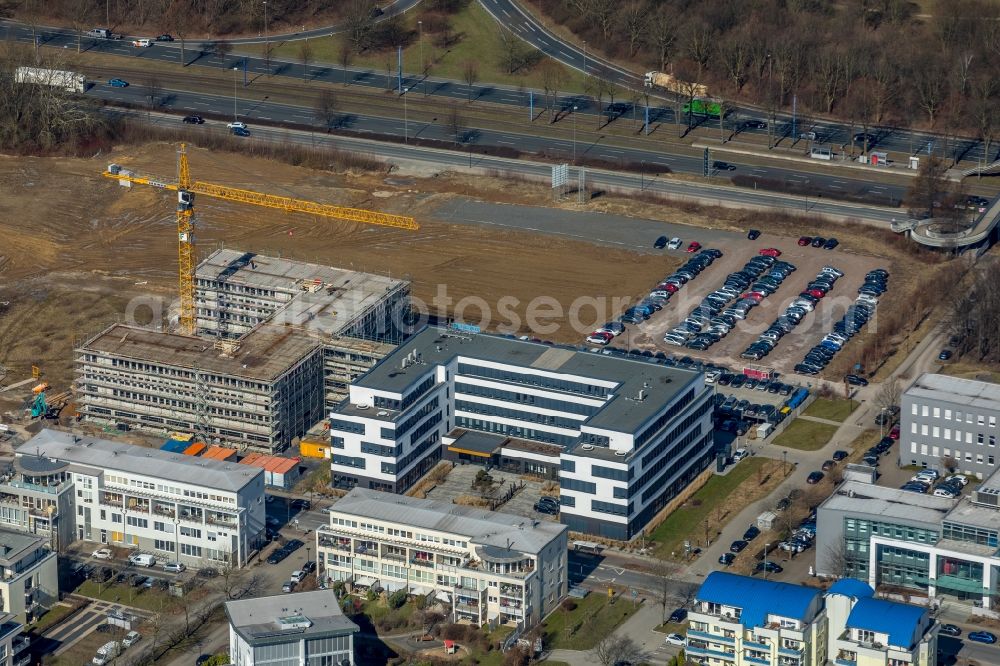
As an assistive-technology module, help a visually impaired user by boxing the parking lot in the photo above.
[624,233,889,374]
[422,464,558,523]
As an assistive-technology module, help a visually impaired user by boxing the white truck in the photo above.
[88,27,121,39]
[643,71,708,98]
[15,67,87,93]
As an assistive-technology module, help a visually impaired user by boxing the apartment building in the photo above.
[315,488,568,628]
[688,573,936,666]
[195,248,408,409]
[817,473,1000,609]
[901,373,1000,477]
[0,615,29,666]
[328,326,714,540]
[225,590,358,666]
[76,322,324,453]
[6,430,265,568]
[0,529,58,624]
[0,455,76,551]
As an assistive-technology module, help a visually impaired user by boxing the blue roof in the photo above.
[697,572,821,627]
[846,597,927,649]
[827,578,874,600]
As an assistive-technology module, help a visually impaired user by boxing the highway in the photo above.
[111,106,900,225]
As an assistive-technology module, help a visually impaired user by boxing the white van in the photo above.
[93,641,121,665]
[128,553,155,567]
[132,38,152,47]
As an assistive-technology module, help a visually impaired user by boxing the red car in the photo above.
[798,236,812,246]
[742,292,764,301]
[807,288,826,299]
[686,241,702,253]
[759,248,782,257]
[663,283,680,293]
[889,424,900,440]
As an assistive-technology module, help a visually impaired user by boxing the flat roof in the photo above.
[0,528,46,565]
[199,248,407,336]
[906,373,1000,412]
[331,488,566,555]
[17,430,262,493]
[351,326,700,435]
[943,496,1000,532]
[79,322,320,382]
[820,481,955,526]
[225,590,358,643]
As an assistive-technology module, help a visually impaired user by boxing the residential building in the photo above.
[76,249,409,453]
[688,573,937,666]
[315,488,568,627]
[76,322,324,453]
[818,474,1000,609]
[195,248,408,409]
[225,589,358,666]
[0,529,58,624]
[0,615,29,666]
[328,326,714,540]
[900,373,1000,477]
[5,430,265,568]
[687,571,827,666]
[0,454,76,551]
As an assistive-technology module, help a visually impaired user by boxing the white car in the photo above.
[946,474,969,487]
[122,631,141,648]
[732,448,749,462]
[227,121,247,130]
[915,469,940,481]
[665,633,686,646]
[92,548,113,560]
[666,237,682,250]
[933,488,957,499]
[132,38,152,47]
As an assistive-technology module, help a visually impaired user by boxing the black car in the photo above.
[938,349,953,361]
[718,552,735,566]
[232,127,251,137]
[743,525,761,541]
[267,548,290,565]
[534,500,559,515]
[853,132,877,144]
[939,624,962,637]
[775,497,791,511]
[747,229,761,240]
[712,161,736,171]
[668,608,688,623]
[730,540,749,553]
[824,238,839,250]
[832,450,849,461]
[182,115,204,124]
[806,471,825,484]
[291,499,311,510]
[156,34,174,41]
[844,374,868,386]
[811,237,826,247]
[743,120,767,130]
[302,560,317,573]
[285,539,305,552]
[755,560,783,574]
[654,235,668,249]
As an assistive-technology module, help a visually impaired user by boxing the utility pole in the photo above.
[233,66,239,121]
[263,1,269,62]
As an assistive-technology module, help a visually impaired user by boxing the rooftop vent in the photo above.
[355,404,370,410]
[614,450,627,457]
[581,445,594,451]
[377,411,389,417]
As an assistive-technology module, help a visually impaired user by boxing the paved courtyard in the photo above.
[423,463,559,523]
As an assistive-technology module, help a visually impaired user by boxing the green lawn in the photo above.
[803,398,860,422]
[542,595,639,650]
[76,579,175,612]
[772,419,840,451]
[27,602,80,634]
[238,1,590,93]
[648,458,771,558]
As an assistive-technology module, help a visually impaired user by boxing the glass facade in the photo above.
[876,546,931,590]
[843,517,938,579]
[943,521,999,548]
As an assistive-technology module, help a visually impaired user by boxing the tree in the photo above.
[447,102,463,144]
[619,2,646,58]
[343,0,376,51]
[648,10,678,72]
[298,41,314,82]
[339,43,354,86]
[462,60,479,104]
[591,634,643,666]
[904,156,956,220]
[262,42,274,76]
[650,559,677,622]
[874,378,902,414]
[497,25,531,75]
[941,455,958,473]
[314,89,338,132]
[539,59,564,122]
[214,41,232,68]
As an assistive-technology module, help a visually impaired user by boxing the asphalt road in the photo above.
[478,0,990,166]
[114,107,901,225]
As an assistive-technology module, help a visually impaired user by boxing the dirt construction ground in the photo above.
[0,141,932,410]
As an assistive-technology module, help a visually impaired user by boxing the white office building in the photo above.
[328,326,714,540]
[225,590,358,666]
[12,430,265,568]
[316,488,568,627]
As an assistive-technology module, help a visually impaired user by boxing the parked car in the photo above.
[654,235,668,249]
[747,229,761,240]
[665,633,687,647]
[667,237,682,250]
[844,374,868,386]
[743,525,760,541]
[718,552,735,566]
[755,561,783,574]
[282,580,296,593]
[939,624,962,637]
[821,460,836,471]
[806,471,825,484]
[729,540,749,553]
[968,631,997,644]
[668,608,688,623]
[122,631,141,648]
[938,349,953,361]
[686,241,702,253]
[798,236,812,246]
[759,248,782,257]
[108,78,129,87]
[163,562,186,573]
[92,548,113,560]
[832,450,849,461]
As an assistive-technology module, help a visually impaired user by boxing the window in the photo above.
[179,526,201,538]
[153,539,174,552]
[560,478,596,494]
[333,455,366,470]
[933,407,940,418]
[180,544,202,557]
[126,516,148,528]
[329,418,365,435]
[560,496,575,507]
[560,459,575,473]
[592,465,632,482]
[591,500,629,516]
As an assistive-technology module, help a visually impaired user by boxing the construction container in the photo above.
[300,439,330,459]
[182,442,206,456]
[202,445,237,462]
[161,439,188,454]
[238,454,302,489]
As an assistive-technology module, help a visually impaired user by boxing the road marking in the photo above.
[502,8,511,17]
[559,50,573,59]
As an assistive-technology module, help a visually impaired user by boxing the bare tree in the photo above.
[298,41,314,82]
[462,60,479,103]
[447,102,463,145]
[214,41,233,68]
[497,25,531,75]
[619,2,646,58]
[262,42,274,76]
[343,0,376,52]
[650,559,678,622]
[339,43,353,86]
[822,538,852,579]
[591,634,643,666]
[314,89,338,132]
[904,157,956,220]
[647,10,678,72]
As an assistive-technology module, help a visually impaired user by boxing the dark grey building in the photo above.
[901,374,1000,477]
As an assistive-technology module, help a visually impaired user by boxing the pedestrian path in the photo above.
[797,414,846,426]
[546,602,670,665]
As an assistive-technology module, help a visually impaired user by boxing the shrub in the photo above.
[388,588,408,610]
[560,598,577,612]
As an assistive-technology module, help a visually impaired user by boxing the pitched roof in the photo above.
[846,597,928,649]
[696,572,821,627]
[827,578,875,600]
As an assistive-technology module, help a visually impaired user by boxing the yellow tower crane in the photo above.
[103,143,418,335]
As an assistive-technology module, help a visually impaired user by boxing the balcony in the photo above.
[12,636,29,654]
[688,629,735,644]
[746,657,770,666]
[835,660,857,666]
[410,558,434,568]
[778,646,803,657]
[354,544,378,556]
[1,480,65,495]
[382,552,407,563]
[745,640,771,651]
[206,514,237,527]
[499,584,523,597]
[152,507,176,519]
[686,644,736,661]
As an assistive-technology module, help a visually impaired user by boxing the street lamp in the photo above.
[572,105,578,162]
[306,546,311,565]
[403,87,410,143]
[418,20,424,92]
[879,407,888,438]
[174,517,180,562]
[263,1,269,47]
[232,66,239,122]
[763,542,770,579]
[640,160,645,191]
[582,41,587,75]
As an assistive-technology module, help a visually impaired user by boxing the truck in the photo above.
[643,71,708,98]
[15,66,87,93]
[682,98,724,119]
[88,27,122,39]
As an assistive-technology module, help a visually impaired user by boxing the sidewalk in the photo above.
[546,601,665,665]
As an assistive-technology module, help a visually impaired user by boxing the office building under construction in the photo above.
[75,250,409,452]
